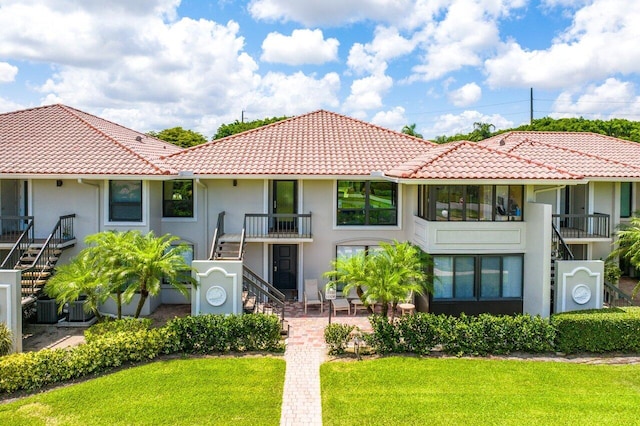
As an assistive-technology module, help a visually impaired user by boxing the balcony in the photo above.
[552,213,610,241]
[244,213,312,240]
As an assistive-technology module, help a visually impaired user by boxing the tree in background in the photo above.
[324,241,432,318]
[435,117,640,144]
[214,116,289,139]
[147,127,208,148]
[401,123,423,139]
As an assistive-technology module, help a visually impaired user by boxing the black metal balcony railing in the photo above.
[552,213,610,239]
[244,213,312,239]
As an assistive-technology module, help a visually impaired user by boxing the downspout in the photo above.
[195,179,209,259]
[77,179,101,234]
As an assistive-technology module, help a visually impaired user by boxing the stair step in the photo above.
[21,271,52,279]
[22,279,48,286]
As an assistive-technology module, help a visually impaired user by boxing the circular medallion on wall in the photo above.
[206,286,227,306]
[571,284,592,305]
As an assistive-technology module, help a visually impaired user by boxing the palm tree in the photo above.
[401,123,423,139]
[324,241,432,318]
[84,230,138,319]
[45,253,110,321]
[608,215,640,297]
[120,231,195,318]
[470,122,495,141]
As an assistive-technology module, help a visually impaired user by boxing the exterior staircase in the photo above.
[209,211,286,328]
[0,214,76,307]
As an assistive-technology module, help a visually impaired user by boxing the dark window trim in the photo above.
[432,254,524,302]
[620,182,632,219]
[163,179,194,218]
[109,180,143,222]
[337,180,398,226]
[418,184,523,222]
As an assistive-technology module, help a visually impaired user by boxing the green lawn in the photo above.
[321,357,640,425]
[0,357,285,426]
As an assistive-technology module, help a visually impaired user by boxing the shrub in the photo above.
[324,323,356,355]
[553,307,640,354]
[361,313,556,356]
[438,314,555,356]
[164,313,283,354]
[367,315,404,354]
[84,318,152,343]
[0,322,12,356]
[0,328,167,393]
[396,313,443,355]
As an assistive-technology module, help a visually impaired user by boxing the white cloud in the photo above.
[0,96,26,113]
[347,26,415,75]
[261,29,339,65]
[248,0,412,26]
[370,106,407,130]
[551,78,640,120]
[485,0,640,89]
[424,110,513,139]
[0,62,18,83]
[448,82,481,107]
[343,73,393,115]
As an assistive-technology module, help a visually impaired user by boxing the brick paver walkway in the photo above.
[280,302,371,426]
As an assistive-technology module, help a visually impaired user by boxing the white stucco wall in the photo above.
[523,202,551,317]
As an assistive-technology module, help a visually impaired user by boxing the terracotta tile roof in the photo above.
[0,104,181,176]
[385,141,581,180]
[479,131,640,178]
[162,110,436,176]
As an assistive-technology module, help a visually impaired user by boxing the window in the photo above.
[621,182,632,218]
[337,181,397,225]
[163,180,194,218]
[109,180,142,222]
[164,243,194,285]
[418,185,523,222]
[433,254,523,300]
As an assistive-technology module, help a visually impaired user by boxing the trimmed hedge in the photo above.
[0,313,283,394]
[0,328,167,393]
[163,313,283,353]
[345,313,556,356]
[84,318,152,343]
[553,307,640,354]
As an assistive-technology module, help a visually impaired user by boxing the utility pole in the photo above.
[241,110,245,123]
[530,88,533,125]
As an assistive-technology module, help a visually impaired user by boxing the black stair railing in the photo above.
[243,266,285,322]
[19,214,75,301]
[0,216,35,269]
[603,281,634,307]
[209,211,225,260]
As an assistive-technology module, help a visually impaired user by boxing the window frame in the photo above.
[418,184,523,222]
[162,179,194,218]
[620,182,633,219]
[108,180,143,223]
[432,254,524,301]
[336,180,398,226]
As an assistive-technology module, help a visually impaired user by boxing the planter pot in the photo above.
[36,298,61,324]
[68,296,95,322]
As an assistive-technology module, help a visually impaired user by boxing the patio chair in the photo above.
[304,279,324,314]
[331,297,351,316]
[346,287,367,315]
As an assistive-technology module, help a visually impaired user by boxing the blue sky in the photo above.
[0,0,639,139]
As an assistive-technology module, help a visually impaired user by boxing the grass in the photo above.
[0,357,285,426]
[321,357,640,425]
